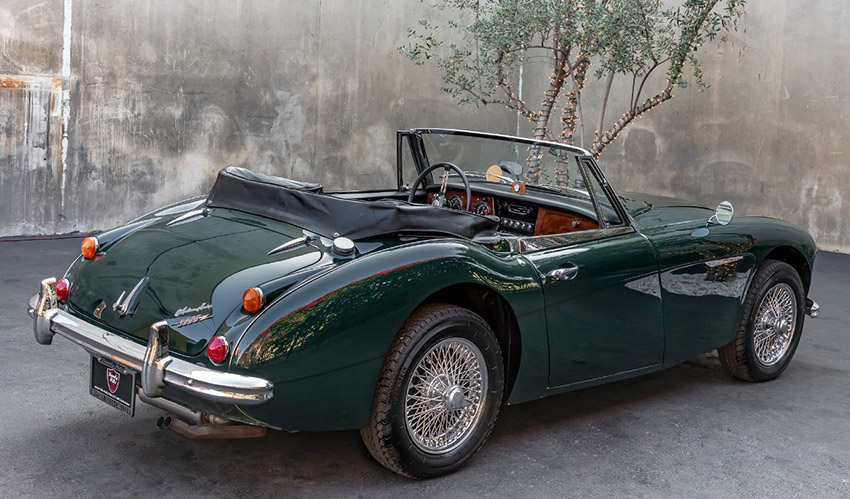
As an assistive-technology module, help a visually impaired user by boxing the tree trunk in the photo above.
[526,52,568,184]
[559,55,590,147]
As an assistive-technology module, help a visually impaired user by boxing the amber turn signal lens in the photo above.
[55,278,70,302]
[206,335,229,364]
[242,287,264,314]
[81,236,99,260]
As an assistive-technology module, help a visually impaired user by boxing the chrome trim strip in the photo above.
[516,226,635,253]
[166,208,206,227]
[411,128,591,156]
[30,281,274,405]
[268,235,313,256]
[704,255,745,268]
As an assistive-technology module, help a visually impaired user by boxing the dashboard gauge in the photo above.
[473,201,490,216]
[448,195,463,210]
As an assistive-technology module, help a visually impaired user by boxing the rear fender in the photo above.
[231,239,545,431]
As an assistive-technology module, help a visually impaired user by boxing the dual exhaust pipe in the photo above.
[156,414,268,439]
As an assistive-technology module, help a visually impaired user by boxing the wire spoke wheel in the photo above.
[752,282,797,367]
[404,337,487,454]
[361,304,503,477]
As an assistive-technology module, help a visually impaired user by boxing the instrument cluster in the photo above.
[438,190,538,235]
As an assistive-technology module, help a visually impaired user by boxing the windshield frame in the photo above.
[397,128,631,229]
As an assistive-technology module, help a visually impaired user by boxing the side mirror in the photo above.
[499,161,523,177]
[710,201,734,226]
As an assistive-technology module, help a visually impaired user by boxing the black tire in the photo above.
[360,303,504,478]
[718,259,806,382]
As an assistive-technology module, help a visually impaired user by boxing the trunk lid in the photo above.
[67,208,322,355]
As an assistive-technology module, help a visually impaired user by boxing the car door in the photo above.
[525,227,663,387]
[523,159,663,388]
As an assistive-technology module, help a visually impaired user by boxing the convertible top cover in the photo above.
[205,167,500,240]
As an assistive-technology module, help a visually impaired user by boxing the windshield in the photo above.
[419,131,589,194]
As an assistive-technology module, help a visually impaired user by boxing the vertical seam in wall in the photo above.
[60,0,73,215]
[313,0,322,172]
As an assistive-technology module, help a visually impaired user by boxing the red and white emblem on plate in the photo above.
[106,368,120,393]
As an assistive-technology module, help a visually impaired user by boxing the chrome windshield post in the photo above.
[141,321,171,398]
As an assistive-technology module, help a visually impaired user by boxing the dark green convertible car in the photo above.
[29,129,819,477]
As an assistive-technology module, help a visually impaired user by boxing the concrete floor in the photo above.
[1,237,848,498]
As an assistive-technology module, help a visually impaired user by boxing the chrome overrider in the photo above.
[28,277,274,406]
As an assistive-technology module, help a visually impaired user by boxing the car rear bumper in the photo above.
[28,277,274,406]
[805,298,820,318]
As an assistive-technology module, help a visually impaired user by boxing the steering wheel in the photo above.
[407,162,472,211]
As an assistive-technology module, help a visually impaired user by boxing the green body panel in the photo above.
[230,239,548,431]
[524,229,663,386]
[642,215,815,365]
[642,220,758,365]
[623,191,816,366]
[57,188,817,432]
[65,205,321,355]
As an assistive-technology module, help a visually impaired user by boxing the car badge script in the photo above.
[175,302,212,317]
[175,314,212,328]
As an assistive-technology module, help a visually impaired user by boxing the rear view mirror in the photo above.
[499,161,523,177]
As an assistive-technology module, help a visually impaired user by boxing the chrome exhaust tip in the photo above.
[155,415,173,430]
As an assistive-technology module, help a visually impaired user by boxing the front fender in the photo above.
[741,216,817,272]
[231,239,544,431]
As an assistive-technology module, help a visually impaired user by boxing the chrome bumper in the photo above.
[28,278,273,406]
[806,298,820,318]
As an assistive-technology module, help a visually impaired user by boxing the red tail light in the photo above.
[55,278,70,302]
[206,335,229,364]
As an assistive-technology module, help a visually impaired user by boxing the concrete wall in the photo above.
[589,1,850,253]
[0,1,846,252]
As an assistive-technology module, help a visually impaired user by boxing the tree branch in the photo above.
[596,70,615,141]
[592,88,672,158]
[593,0,724,157]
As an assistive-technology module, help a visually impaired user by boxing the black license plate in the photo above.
[89,357,136,416]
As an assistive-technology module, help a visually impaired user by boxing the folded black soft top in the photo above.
[205,167,499,241]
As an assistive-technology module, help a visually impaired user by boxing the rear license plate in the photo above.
[89,357,136,416]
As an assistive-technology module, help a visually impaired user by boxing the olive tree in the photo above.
[401,0,746,181]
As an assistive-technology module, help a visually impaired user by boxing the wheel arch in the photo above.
[420,282,523,403]
[763,245,812,294]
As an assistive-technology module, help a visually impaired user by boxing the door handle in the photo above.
[548,264,578,282]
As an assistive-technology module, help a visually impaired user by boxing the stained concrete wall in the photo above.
[0,1,847,253]
[589,1,850,253]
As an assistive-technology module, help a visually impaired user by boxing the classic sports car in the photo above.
[29,129,820,477]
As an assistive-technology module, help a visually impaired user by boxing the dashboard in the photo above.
[429,189,599,236]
